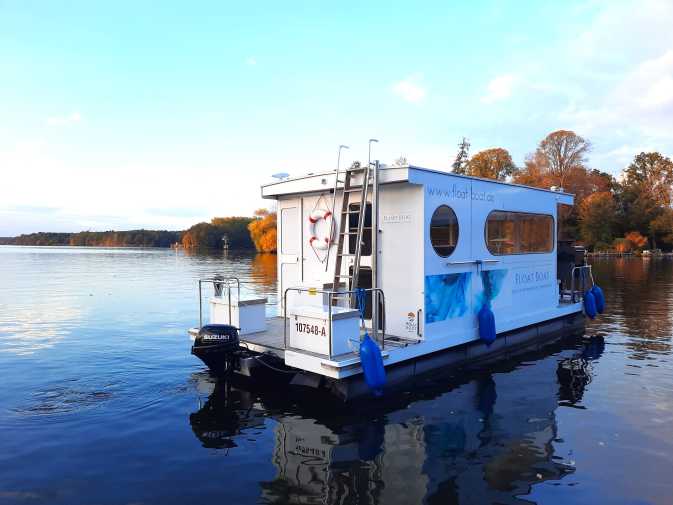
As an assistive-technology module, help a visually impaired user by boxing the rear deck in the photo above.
[189,316,419,370]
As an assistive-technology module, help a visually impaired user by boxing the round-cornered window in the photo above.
[430,205,459,257]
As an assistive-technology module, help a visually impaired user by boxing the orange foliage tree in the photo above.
[248,209,277,253]
[625,231,648,250]
[467,148,517,180]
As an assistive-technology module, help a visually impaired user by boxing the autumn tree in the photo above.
[619,152,673,246]
[623,152,673,207]
[578,192,616,249]
[467,148,517,180]
[248,209,277,253]
[536,130,591,189]
[649,208,673,250]
[182,217,254,249]
[625,231,648,251]
[451,137,470,174]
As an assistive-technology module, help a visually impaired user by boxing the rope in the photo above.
[253,354,297,374]
[356,288,367,325]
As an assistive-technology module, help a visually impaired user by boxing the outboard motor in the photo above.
[192,324,240,374]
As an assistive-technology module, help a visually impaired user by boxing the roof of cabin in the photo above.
[261,164,574,201]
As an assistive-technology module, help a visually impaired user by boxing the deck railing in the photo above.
[282,287,386,360]
[568,265,594,303]
[197,276,240,328]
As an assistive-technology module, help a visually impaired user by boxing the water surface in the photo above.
[1,247,672,504]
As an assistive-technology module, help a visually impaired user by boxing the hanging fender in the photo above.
[308,210,333,250]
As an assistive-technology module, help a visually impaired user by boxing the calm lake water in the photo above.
[1,246,672,505]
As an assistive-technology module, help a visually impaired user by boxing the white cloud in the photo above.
[246,57,257,65]
[391,74,426,103]
[560,50,673,141]
[46,112,81,126]
[481,74,516,104]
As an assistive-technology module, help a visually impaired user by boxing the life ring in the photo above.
[308,210,333,250]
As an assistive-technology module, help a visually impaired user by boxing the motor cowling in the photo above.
[192,324,240,373]
[194,324,239,351]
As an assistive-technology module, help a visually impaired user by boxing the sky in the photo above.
[1,0,672,236]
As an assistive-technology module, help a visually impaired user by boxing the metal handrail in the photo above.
[569,265,594,303]
[283,287,387,360]
[198,276,241,328]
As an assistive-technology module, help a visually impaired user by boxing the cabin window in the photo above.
[430,205,459,257]
[485,211,554,255]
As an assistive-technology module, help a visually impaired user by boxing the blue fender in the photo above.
[478,304,496,345]
[584,290,597,319]
[359,333,386,396]
[591,285,605,314]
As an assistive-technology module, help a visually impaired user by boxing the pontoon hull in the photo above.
[193,311,585,401]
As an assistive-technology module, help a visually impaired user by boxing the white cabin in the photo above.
[263,165,580,353]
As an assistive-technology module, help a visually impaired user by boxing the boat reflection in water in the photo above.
[189,335,605,504]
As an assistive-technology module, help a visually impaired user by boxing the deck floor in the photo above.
[234,316,415,362]
[239,316,287,356]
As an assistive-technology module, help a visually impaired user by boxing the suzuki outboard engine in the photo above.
[192,324,240,374]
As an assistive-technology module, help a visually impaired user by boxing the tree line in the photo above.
[448,131,673,252]
[2,215,273,251]
[2,230,182,247]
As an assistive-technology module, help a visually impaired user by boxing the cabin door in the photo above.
[278,199,302,311]
[424,179,477,341]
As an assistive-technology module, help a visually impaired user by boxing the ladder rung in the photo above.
[341,228,371,235]
[344,188,365,193]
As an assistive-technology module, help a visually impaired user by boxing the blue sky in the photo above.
[1,0,672,235]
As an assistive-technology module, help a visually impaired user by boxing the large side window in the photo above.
[430,205,459,257]
[486,211,554,255]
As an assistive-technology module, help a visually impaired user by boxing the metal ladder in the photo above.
[331,163,373,305]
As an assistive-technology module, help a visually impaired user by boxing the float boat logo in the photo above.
[426,185,494,203]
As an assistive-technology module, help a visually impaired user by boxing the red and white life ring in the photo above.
[308,210,333,250]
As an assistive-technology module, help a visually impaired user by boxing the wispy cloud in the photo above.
[481,74,516,104]
[46,112,82,126]
[391,74,426,103]
[246,57,257,65]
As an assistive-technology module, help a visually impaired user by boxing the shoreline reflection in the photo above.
[190,335,605,504]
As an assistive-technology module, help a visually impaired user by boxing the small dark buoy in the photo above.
[584,290,597,319]
[591,285,605,314]
[478,304,496,345]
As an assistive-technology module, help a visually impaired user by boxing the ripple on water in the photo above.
[12,380,115,416]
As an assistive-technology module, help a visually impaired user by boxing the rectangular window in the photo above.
[485,211,554,255]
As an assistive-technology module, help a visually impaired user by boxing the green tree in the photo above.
[451,137,470,174]
[619,152,673,246]
[650,208,673,250]
[578,191,617,249]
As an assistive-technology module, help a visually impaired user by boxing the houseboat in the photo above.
[189,155,600,399]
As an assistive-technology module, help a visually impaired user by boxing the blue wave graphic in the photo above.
[476,269,508,311]
[425,272,471,323]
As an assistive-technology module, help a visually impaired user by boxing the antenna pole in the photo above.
[368,138,379,166]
